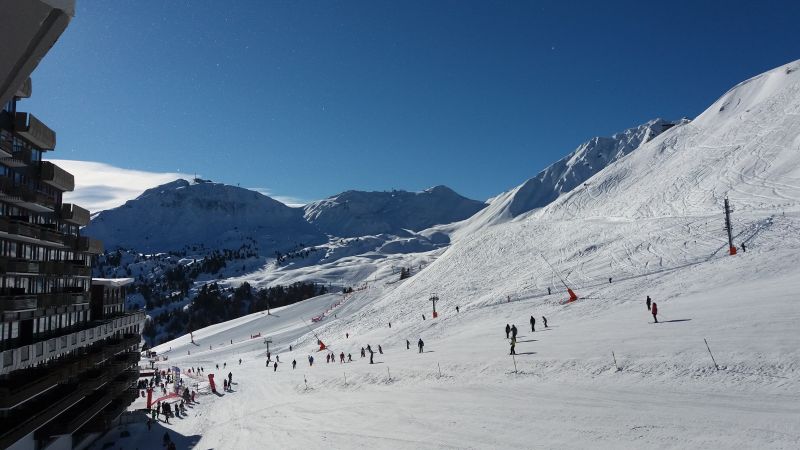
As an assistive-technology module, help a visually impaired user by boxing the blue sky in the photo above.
[26,0,800,204]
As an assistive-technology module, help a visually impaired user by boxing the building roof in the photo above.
[92,278,134,287]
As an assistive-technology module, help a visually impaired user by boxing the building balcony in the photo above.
[0,257,40,274]
[82,389,139,434]
[39,260,92,277]
[39,161,75,192]
[0,216,86,249]
[0,295,37,312]
[35,390,114,439]
[1,311,145,375]
[61,203,90,226]
[2,183,57,212]
[0,135,12,159]
[13,112,56,150]
[75,236,104,254]
[37,292,89,309]
[0,384,82,450]
[15,77,32,99]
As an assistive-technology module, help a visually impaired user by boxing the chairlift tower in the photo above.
[430,294,439,318]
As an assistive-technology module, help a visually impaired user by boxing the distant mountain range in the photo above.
[85,117,689,254]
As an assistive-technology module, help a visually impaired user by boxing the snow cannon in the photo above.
[318,340,327,351]
[567,288,578,303]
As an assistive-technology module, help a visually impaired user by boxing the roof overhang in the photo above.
[92,278,135,288]
[0,0,75,107]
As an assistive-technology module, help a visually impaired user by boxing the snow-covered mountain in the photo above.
[85,179,325,252]
[458,118,687,233]
[540,61,800,220]
[302,185,486,237]
[128,60,800,450]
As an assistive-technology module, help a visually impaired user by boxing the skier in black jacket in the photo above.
[530,315,536,332]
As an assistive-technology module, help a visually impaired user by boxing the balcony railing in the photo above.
[0,217,102,251]
[39,161,75,192]
[0,295,37,312]
[60,203,90,226]
[75,236,104,254]
[14,112,56,150]
[39,260,92,277]
[1,183,57,212]
[0,257,40,274]
[37,292,89,309]
[0,311,145,375]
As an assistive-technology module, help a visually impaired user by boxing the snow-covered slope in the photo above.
[303,186,486,237]
[541,61,800,220]
[85,180,324,252]
[459,118,687,233]
[111,60,800,450]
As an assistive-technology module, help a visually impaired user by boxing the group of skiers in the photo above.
[150,396,191,425]
[222,372,234,391]
[506,315,549,355]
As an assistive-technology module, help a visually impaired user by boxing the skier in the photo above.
[456,305,460,313]
[223,379,227,391]
[742,243,746,252]
[292,359,297,369]
[174,403,180,418]
[228,372,232,385]
[348,353,353,362]
[239,358,242,365]
[340,352,345,363]
[418,338,424,353]
[223,362,226,368]
[276,355,280,363]
[368,346,375,364]
[548,287,551,295]
[326,354,330,363]
[543,316,548,328]
[646,295,651,311]
[530,315,536,332]
[510,336,516,355]
[216,364,219,370]
[609,277,612,283]
[511,325,518,340]
[378,345,383,354]
[360,347,366,358]
[406,339,410,350]
[308,355,314,366]
[651,302,658,323]
[422,314,426,320]
[289,345,293,351]
[267,351,271,362]
[389,322,392,328]
[273,362,278,372]
[346,333,349,339]
[505,324,511,339]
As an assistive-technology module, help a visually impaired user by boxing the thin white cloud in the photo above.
[51,159,189,213]
[248,187,310,207]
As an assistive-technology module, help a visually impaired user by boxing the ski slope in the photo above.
[94,60,800,449]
